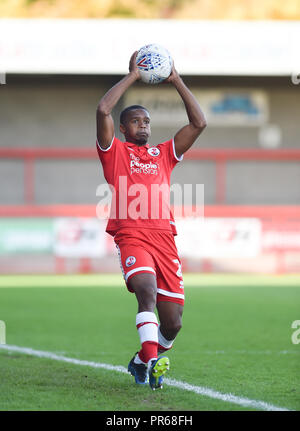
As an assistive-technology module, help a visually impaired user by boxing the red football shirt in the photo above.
[96,136,183,236]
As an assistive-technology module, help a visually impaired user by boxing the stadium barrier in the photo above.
[1,146,300,205]
[1,147,300,274]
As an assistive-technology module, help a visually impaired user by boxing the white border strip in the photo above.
[0,344,290,411]
[125,266,156,282]
[96,136,114,152]
[172,138,184,162]
[157,288,185,300]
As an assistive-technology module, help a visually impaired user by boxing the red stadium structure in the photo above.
[1,19,299,276]
[1,147,300,275]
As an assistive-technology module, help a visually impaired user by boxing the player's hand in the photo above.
[164,63,181,85]
[129,51,141,81]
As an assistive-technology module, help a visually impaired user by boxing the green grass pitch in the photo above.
[0,273,299,411]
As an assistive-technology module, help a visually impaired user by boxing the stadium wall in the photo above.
[1,72,299,275]
[1,75,300,206]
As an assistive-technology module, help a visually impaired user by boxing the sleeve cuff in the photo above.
[172,138,184,162]
[96,136,115,152]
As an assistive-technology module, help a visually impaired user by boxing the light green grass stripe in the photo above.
[0,274,123,288]
[0,273,300,288]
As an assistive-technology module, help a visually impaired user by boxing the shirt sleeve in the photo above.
[96,136,120,184]
[96,135,116,156]
[158,138,184,170]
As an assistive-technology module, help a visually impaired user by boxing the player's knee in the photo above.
[138,282,156,301]
[162,318,182,339]
[136,285,156,311]
[129,273,157,310]
[170,320,182,335]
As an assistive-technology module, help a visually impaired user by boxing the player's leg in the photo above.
[128,273,159,364]
[156,301,183,354]
[129,273,173,390]
[114,235,159,384]
[144,232,184,388]
[128,272,157,313]
[144,299,182,390]
[127,273,160,385]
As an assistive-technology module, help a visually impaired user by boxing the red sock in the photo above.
[138,342,158,364]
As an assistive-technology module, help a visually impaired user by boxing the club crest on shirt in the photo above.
[125,256,136,267]
[147,147,160,157]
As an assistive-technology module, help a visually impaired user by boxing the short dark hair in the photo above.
[120,105,149,125]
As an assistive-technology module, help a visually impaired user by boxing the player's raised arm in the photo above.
[166,66,207,158]
[96,52,140,149]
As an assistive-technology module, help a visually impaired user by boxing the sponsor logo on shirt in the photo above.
[129,153,158,175]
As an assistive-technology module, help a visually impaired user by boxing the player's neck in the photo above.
[125,137,148,147]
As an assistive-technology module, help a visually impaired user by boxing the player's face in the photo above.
[120,109,151,146]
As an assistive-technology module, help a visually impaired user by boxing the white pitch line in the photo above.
[0,344,290,411]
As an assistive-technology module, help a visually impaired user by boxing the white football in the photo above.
[136,44,173,85]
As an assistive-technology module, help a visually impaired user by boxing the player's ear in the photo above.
[120,124,126,134]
